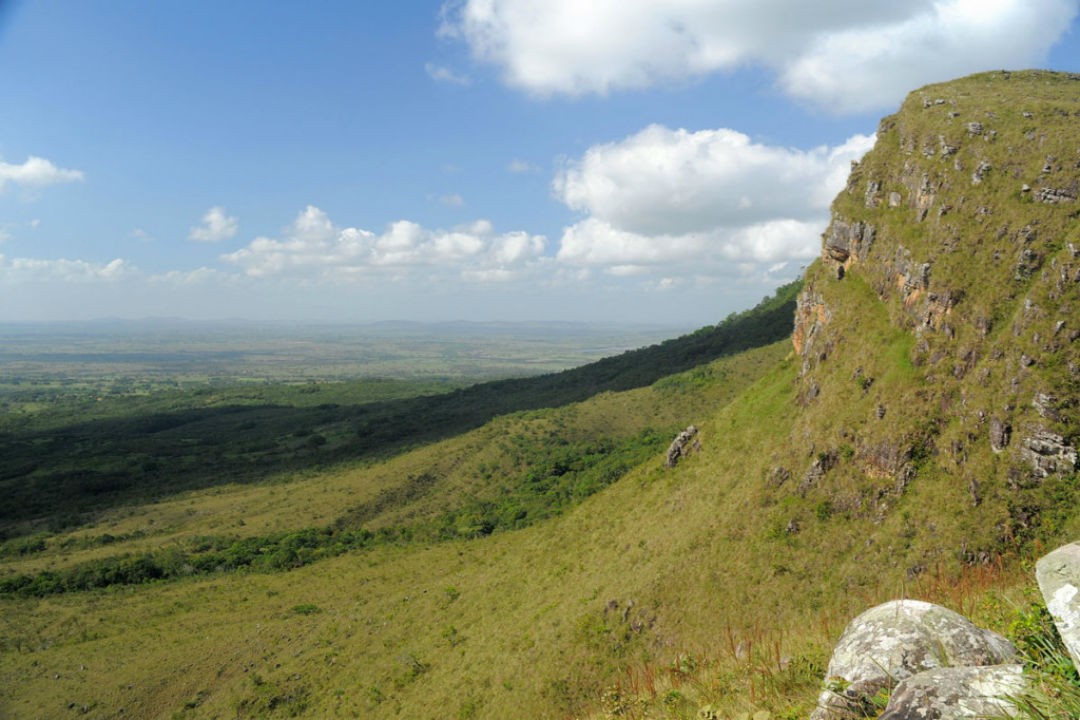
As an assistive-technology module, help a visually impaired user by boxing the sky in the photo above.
[1,0,1079,325]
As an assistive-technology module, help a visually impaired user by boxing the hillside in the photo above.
[0,283,798,536]
[4,71,1080,720]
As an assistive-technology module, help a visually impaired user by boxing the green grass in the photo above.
[5,72,1080,720]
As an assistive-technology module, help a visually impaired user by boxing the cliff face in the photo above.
[789,71,1080,567]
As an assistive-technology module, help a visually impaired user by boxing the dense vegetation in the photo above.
[0,428,666,596]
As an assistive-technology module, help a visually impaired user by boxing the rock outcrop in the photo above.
[664,425,699,468]
[809,600,1016,720]
[813,541,1080,719]
[1020,429,1077,479]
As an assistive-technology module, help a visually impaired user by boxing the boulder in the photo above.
[809,600,1016,720]
[1036,542,1080,668]
[878,664,1024,720]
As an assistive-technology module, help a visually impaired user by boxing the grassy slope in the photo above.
[5,73,1080,720]
[1,333,1047,720]
[0,282,799,536]
[0,342,793,719]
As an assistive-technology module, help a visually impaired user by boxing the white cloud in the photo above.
[780,0,1080,112]
[222,205,547,283]
[554,125,874,236]
[553,125,872,275]
[189,206,239,243]
[439,193,465,207]
[442,0,1078,112]
[0,255,134,282]
[0,155,84,191]
[425,61,472,86]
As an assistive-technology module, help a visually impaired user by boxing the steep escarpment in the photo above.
[790,70,1080,575]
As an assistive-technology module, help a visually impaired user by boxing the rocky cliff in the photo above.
[785,71,1080,572]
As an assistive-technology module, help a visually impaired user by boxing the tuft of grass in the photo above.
[1007,597,1080,719]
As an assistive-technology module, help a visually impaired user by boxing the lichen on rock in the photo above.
[809,600,1016,720]
[877,664,1024,720]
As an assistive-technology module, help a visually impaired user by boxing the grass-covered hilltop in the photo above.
[4,70,1080,719]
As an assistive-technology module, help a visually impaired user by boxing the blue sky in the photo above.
[1,0,1079,324]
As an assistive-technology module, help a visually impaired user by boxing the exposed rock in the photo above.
[865,180,882,208]
[767,466,791,488]
[809,600,1016,720]
[914,174,936,212]
[966,121,984,135]
[1020,429,1077,478]
[989,417,1011,453]
[922,289,963,332]
[1013,224,1042,281]
[793,289,830,360]
[877,664,1024,720]
[1036,542,1080,668]
[1036,185,1077,204]
[664,425,699,468]
[822,219,876,274]
[799,451,837,495]
[860,441,912,482]
[1032,392,1061,420]
[972,160,992,184]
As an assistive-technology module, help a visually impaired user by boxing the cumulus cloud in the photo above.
[189,206,239,243]
[222,205,547,283]
[442,0,1078,112]
[0,155,84,191]
[555,125,874,236]
[779,0,1080,112]
[553,125,873,275]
